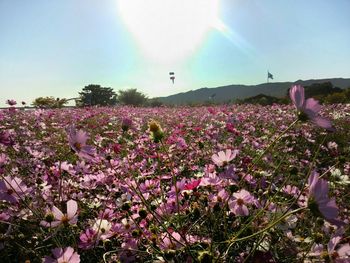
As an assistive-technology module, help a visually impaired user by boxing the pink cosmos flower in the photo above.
[43,247,80,263]
[212,149,239,167]
[41,200,78,227]
[67,126,96,161]
[308,171,344,226]
[310,228,350,262]
[0,130,13,146]
[121,117,133,131]
[0,176,30,204]
[184,179,201,191]
[229,189,254,216]
[79,228,97,250]
[289,85,335,131]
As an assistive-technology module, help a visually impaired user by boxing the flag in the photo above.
[268,71,273,80]
[169,72,175,84]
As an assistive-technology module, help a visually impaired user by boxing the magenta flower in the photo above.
[289,85,335,131]
[0,130,13,146]
[67,126,96,160]
[308,171,344,226]
[229,189,254,216]
[41,200,78,227]
[0,176,30,204]
[184,179,201,191]
[79,228,97,250]
[212,149,239,167]
[121,117,133,131]
[43,247,80,263]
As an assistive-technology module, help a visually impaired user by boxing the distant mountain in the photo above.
[156,78,350,105]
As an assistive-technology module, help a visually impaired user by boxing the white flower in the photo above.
[93,219,112,240]
[327,141,338,150]
[330,168,342,178]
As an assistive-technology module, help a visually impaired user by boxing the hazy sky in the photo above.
[1,0,350,106]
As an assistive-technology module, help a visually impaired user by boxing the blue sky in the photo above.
[1,0,350,106]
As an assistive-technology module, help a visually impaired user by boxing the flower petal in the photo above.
[67,200,78,219]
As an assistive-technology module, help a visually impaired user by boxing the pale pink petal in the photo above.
[211,154,220,163]
[337,243,350,257]
[312,116,335,132]
[67,200,78,219]
[290,85,305,109]
[328,233,342,253]
[62,247,74,261]
[304,98,321,114]
[218,151,226,160]
[225,149,232,159]
[50,221,62,228]
[69,252,81,263]
[52,206,64,220]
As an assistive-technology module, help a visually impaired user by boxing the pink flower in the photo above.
[79,228,98,250]
[212,149,239,167]
[229,189,254,216]
[310,229,350,261]
[184,179,201,191]
[121,117,133,131]
[43,247,80,263]
[308,171,344,226]
[41,200,78,227]
[0,176,30,204]
[67,126,96,161]
[0,130,13,146]
[289,85,335,131]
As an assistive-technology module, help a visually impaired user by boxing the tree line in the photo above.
[32,84,163,108]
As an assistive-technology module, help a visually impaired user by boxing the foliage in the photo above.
[146,98,164,107]
[117,88,147,106]
[304,82,343,99]
[323,88,350,104]
[32,96,68,108]
[79,84,117,106]
[235,94,289,105]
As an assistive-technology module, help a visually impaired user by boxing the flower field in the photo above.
[0,93,350,262]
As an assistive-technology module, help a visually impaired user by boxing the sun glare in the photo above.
[117,0,220,63]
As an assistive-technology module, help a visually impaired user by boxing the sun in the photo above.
[117,0,220,63]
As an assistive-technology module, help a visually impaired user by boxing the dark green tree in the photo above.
[117,88,147,106]
[32,96,68,108]
[79,84,117,106]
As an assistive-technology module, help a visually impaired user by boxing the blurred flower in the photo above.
[308,171,344,226]
[0,130,13,146]
[66,126,96,160]
[0,176,30,204]
[6,99,16,106]
[43,247,80,263]
[289,85,335,131]
[310,228,350,262]
[121,117,133,132]
[212,149,239,167]
[149,120,164,143]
